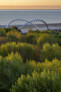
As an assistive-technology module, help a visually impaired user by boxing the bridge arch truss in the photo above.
[6,19,49,31]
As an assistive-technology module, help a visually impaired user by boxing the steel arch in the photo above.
[19,19,49,30]
[6,19,28,28]
[6,19,49,31]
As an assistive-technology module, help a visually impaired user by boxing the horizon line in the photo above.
[0,6,61,9]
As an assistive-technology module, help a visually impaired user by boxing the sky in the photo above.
[0,0,61,9]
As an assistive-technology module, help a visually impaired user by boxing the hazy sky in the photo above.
[0,0,61,9]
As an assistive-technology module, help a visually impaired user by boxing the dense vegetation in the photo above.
[0,27,61,92]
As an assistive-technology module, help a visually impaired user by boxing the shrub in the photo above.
[0,28,6,36]
[37,33,61,47]
[33,45,41,61]
[5,28,12,32]
[34,29,40,33]
[0,42,36,61]
[19,35,27,42]
[7,30,21,41]
[39,58,61,75]
[28,29,33,33]
[0,37,9,45]
[0,53,40,92]
[17,43,35,61]
[5,27,19,33]
[0,52,23,92]
[26,33,37,44]
[58,33,61,38]
[0,53,61,92]
[40,43,61,61]
[11,70,61,92]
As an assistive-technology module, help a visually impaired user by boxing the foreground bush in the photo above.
[11,70,61,92]
[0,54,61,92]
[0,42,36,61]
[0,54,38,92]
[0,52,23,92]
[40,43,61,61]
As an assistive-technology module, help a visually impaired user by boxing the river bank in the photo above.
[0,23,61,32]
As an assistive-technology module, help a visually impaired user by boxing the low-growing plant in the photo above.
[0,42,36,61]
[0,53,61,92]
[26,33,37,44]
[19,35,27,42]
[7,30,21,41]
[40,43,61,61]
[0,52,23,92]
[37,33,61,47]
[17,42,35,61]
[0,37,9,44]
[11,70,61,92]
[0,28,6,36]
[5,27,19,33]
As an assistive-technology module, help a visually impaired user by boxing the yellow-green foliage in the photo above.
[11,73,61,92]
[11,59,61,92]
[26,33,36,44]
[40,43,61,61]
[0,51,61,92]
[0,28,61,92]
[19,32,39,44]
[0,42,35,61]
[7,30,21,41]
[0,37,9,44]
[58,33,61,38]
[0,52,23,91]
[37,33,53,46]
[37,58,61,75]
[37,33,61,47]
[19,35,27,42]
[0,28,6,36]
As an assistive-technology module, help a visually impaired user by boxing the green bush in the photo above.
[5,28,12,32]
[5,27,19,33]
[33,45,41,61]
[0,37,9,45]
[34,29,40,33]
[0,52,23,92]
[11,70,61,92]
[17,43,35,61]
[58,33,61,38]
[0,53,61,92]
[19,35,27,42]
[37,33,61,47]
[26,33,36,44]
[28,29,33,33]
[38,58,61,75]
[0,42,36,61]
[40,43,61,61]
[0,28,6,36]
[0,54,39,92]
[7,30,21,41]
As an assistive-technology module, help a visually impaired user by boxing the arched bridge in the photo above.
[6,19,49,31]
